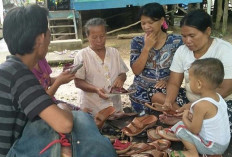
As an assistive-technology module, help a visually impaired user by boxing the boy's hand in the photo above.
[176,103,192,114]
[182,110,192,121]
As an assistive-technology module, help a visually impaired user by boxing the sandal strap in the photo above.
[123,123,138,134]
[131,118,144,129]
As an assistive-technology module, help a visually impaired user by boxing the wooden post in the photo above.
[215,0,223,30]
[207,0,212,15]
[167,5,175,26]
[77,11,83,41]
[222,0,229,34]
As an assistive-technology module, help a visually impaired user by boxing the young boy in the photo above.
[170,58,231,157]
[0,5,116,157]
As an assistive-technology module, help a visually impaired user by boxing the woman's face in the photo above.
[181,25,211,53]
[140,15,163,36]
[87,25,106,50]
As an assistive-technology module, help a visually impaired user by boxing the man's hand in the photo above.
[56,71,75,85]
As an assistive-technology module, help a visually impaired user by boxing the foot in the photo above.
[159,114,181,125]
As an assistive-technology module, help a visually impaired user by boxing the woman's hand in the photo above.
[155,80,167,88]
[96,88,109,100]
[144,32,158,51]
[112,73,126,88]
[113,77,124,88]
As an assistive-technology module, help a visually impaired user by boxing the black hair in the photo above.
[84,18,107,36]
[3,4,48,55]
[180,9,212,33]
[191,58,224,88]
[138,3,167,32]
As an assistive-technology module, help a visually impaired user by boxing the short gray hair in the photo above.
[84,18,107,36]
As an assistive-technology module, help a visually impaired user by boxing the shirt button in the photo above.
[77,141,80,144]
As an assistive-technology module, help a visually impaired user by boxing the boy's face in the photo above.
[189,68,200,94]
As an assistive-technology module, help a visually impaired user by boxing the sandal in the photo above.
[149,139,171,151]
[145,103,179,116]
[157,127,180,142]
[201,155,222,157]
[141,150,168,157]
[122,141,160,156]
[108,111,138,120]
[113,139,133,154]
[94,106,116,129]
[147,126,162,141]
[122,115,158,137]
[145,103,166,112]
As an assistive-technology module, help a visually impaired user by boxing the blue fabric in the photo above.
[129,34,183,113]
[6,111,117,157]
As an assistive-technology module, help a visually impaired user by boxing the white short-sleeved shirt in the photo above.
[170,38,232,102]
[74,46,129,115]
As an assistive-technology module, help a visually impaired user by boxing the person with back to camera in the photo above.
[150,10,232,134]
[128,2,183,114]
[170,58,230,157]
[0,4,116,157]
[74,18,129,116]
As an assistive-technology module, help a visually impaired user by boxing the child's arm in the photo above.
[47,71,75,97]
[182,101,207,134]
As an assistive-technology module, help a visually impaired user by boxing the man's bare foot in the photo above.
[159,114,182,125]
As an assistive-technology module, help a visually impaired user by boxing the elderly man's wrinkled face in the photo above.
[87,25,106,50]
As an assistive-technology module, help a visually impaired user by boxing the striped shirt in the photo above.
[0,55,54,156]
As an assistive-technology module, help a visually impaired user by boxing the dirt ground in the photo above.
[52,26,232,156]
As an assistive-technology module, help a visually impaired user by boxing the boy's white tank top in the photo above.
[190,94,230,145]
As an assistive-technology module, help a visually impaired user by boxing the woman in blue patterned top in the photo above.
[129,3,183,113]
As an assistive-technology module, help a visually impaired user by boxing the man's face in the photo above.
[38,29,51,59]
[87,25,106,50]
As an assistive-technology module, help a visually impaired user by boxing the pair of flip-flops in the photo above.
[121,115,158,137]
[147,126,180,142]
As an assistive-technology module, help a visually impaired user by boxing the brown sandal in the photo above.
[147,126,162,141]
[157,127,180,142]
[141,150,168,157]
[149,139,171,151]
[122,115,158,137]
[94,106,116,129]
[145,103,179,116]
